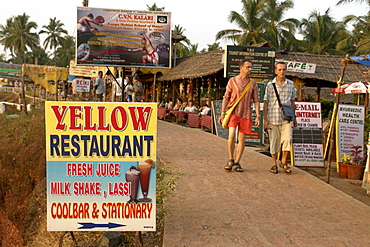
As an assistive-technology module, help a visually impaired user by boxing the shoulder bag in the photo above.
[221,80,253,129]
[272,82,295,122]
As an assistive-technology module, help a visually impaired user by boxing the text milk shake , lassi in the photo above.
[138,159,154,202]
[125,166,140,203]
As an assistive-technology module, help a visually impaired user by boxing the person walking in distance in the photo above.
[132,76,143,102]
[94,71,105,102]
[263,61,297,174]
[218,59,260,172]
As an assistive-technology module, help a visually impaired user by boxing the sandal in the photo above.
[270,165,278,174]
[224,159,234,171]
[233,163,243,172]
[279,163,291,173]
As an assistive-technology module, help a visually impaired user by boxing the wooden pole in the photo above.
[326,55,349,183]
[152,73,157,102]
[21,64,27,114]
[122,67,125,102]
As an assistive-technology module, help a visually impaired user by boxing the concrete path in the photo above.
[158,121,370,246]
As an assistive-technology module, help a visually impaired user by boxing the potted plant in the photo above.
[346,145,366,180]
[339,153,352,178]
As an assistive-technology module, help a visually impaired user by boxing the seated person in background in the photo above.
[200,104,211,115]
[180,102,187,111]
[173,98,183,110]
[184,100,198,113]
[166,98,173,109]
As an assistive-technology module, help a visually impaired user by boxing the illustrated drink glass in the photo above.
[125,166,140,203]
[138,160,152,202]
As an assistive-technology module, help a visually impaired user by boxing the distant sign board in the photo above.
[277,60,316,74]
[73,79,91,93]
[76,7,171,68]
[69,60,100,77]
[0,68,21,77]
[211,100,229,140]
[245,83,265,145]
[46,102,157,231]
[295,102,322,128]
[224,46,275,79]
[293,102,324,167]
[336,104,365,162]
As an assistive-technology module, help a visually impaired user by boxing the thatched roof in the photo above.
[158,49,224,81]
[157,48,370,84]
[158,42,272,82]
[277,52,370,84]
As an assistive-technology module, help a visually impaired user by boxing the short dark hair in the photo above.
[88,13,94,18]
[239,59,252,67]
[276,61,287,67]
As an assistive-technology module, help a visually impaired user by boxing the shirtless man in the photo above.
[77,13,103,34]
[129,32,159,66]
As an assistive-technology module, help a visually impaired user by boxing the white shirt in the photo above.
[201,107,211,115]
[114,78,123,96]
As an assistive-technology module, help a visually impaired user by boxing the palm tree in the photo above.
[187,43,199,56]
[39,17,67,65]
[146,3,165,11]
[207,42,222,51]
[299,9,348,55]
[339,14,370,54]
[55,35,75,67]
[0,13,39,63]
[25,46,51,65]
[0,54,7,62]
[216,0,266,46]
[337,0,370,5]
[0,17,13,40]
[173,24,191,58]
[260,0,299,51]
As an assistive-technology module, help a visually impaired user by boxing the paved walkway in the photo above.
[158,121,370,246]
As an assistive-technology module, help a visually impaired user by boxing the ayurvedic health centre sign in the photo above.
[337,104,365,162]
[45,102,157,231]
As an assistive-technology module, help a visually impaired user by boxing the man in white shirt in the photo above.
[200,104,211,115]
[113,76,123,102]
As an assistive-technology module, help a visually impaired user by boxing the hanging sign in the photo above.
[76,7,172,68]
[276,60,316,74]
[224,46,275,79]
[73,79,91,93]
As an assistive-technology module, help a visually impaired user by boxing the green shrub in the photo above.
[320,98,334,121]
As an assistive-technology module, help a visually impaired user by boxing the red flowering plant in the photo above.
[349,145,365,166]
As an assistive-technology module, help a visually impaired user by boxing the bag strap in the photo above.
[233,78,253,107]
[272,82,282,108]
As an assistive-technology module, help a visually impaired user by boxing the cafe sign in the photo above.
[277,60,316,74]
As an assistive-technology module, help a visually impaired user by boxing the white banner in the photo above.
[73,79,91,93]
[277,60,316,74]
[295,102,322,128]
